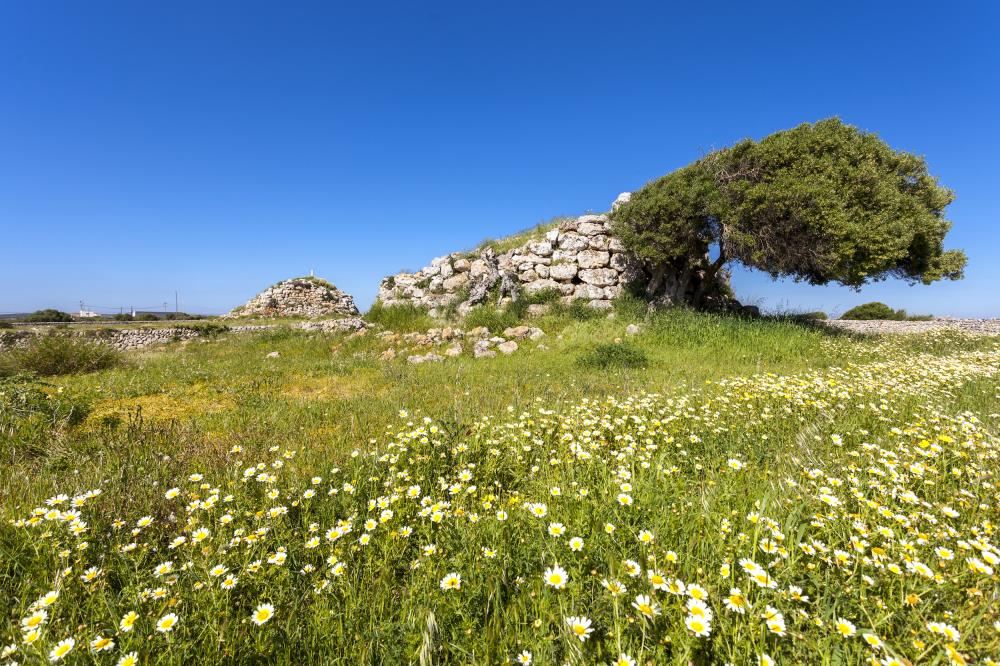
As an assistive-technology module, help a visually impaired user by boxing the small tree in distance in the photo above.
[612,118,966,308]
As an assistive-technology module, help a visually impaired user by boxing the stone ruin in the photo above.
[377,195,642,316]
[225,276,359,319]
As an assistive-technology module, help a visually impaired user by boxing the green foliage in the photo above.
[0,321,12,329]
[464,304,521,334]
[135,313,159,321]
[112,313,134,321]
[613,118,966,301]
[840,301,931,321]
[473,216,568,255]
[0,335,122,377]
[577,342,649,370]
[177,322,230,337]
[365,301,435,332]
[24,309,73,323]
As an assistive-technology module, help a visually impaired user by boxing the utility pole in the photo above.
[175,291,179,313]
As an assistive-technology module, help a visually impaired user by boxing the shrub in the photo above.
[549,298,604,322]
[577,342,649,370]
[24,309,73,323]
[0,335,121,377]
[135,313,159,321]
[841,302,906,320]
[365,301,434,333]
[177,322,230,337]
[0,321,12,329]
[112,313,134,322]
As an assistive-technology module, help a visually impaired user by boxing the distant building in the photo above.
[78,310,100,318]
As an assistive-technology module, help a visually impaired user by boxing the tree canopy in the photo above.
[612,118,966,307]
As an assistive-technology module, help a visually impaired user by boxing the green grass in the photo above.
[1,309,997,664]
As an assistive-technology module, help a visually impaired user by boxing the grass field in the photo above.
[2,308,998,664]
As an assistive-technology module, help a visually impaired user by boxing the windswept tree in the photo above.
[612,118,966,307]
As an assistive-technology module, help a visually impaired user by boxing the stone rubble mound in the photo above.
[226,277,358,319]
[377,197,642,315]
[371,325,545,364]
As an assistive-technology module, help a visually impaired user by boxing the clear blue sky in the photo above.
[2,1,998,316]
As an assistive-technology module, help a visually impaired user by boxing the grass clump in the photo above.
[24,309,74,323]
[0,335,121,377]
[577,341,649,369]
[365,301,435,332]
[464,304,521,334]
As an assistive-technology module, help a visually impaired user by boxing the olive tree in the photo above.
[612,118,966,307]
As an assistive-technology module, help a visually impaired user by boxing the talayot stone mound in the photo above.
[226,276,359,319]
[377,194,643,315]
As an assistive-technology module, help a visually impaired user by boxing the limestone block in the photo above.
[578,268,618,286]
[577,250,610,269]
[549,263,578,281]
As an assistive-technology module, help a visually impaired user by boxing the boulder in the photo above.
[577,250,610,269]
[549,263,579,281]
[578,268,618,286]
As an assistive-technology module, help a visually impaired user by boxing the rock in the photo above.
[497,340,519,354]
[527,304,550,317]
[626,324,641,336]
[380,348,397,361]
[528,240,553,256]
[578,268,618,286]
[557,233,589,251]
[574,283,607,300]
[468,326,490,338]
[519,269,538,282]
[442,273,469,291]
[524,278,561,294]
[549,263,578,281]
[473,340,496,358]
[609,253,629,270]
[453,258,471,272]
[535,264,550,279]
[502,326,544,340]
[577,250,610,269]
[588,235,609,251]
[444,343,463,357]
[266,351,280,358]
[577,221,605,236]
[407,353,443,364]
[612,192,632,211]
[588,299,613,310]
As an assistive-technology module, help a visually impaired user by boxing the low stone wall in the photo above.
[377,197,641,315]
[0,325,272,352]
[824,319,1000,336]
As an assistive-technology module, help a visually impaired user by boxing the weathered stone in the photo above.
[266,351,280,358]
[588,299,613,310]
[528,240,553,256]
[558,233,589,251]
[444,343,463,357]
[453,258,471,272]
[380,348,397,361]
[574,283,607,300]
[502,326,544,340]
[526,304,550,317]
[439,262,454,279]
[442,273,469,291]
[524,278,561,294]
[588,235,609,251]
[549,263,578,281]
[469,259,490,278]
[407,353,443,364]
[468,326,490,338]
[612,192,632,210]
[579,268,618,286]
[577,221,605,236]
[626,323,641,336]
[577,250,611,269]
[608,237,626,252]
[519,269,538,282]
[536,264,550,279]
[609,252,629,270]
[551,249,578,263]
[497,340,519,354]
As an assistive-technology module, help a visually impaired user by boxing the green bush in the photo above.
[24,309,73,323]
[841,302,906,320]
[0,335,122,377]
[0,321,12,329]
[365,302,434,333]
[577,342,649,370]
[177,322,230,337]
[548,298,604,322]
[112,313,134,322]
[135,313,159,321]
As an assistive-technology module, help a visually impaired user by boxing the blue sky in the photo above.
[2,1,998,316]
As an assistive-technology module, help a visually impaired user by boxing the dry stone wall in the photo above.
[226,277,358,319]
[378,201,641,315]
